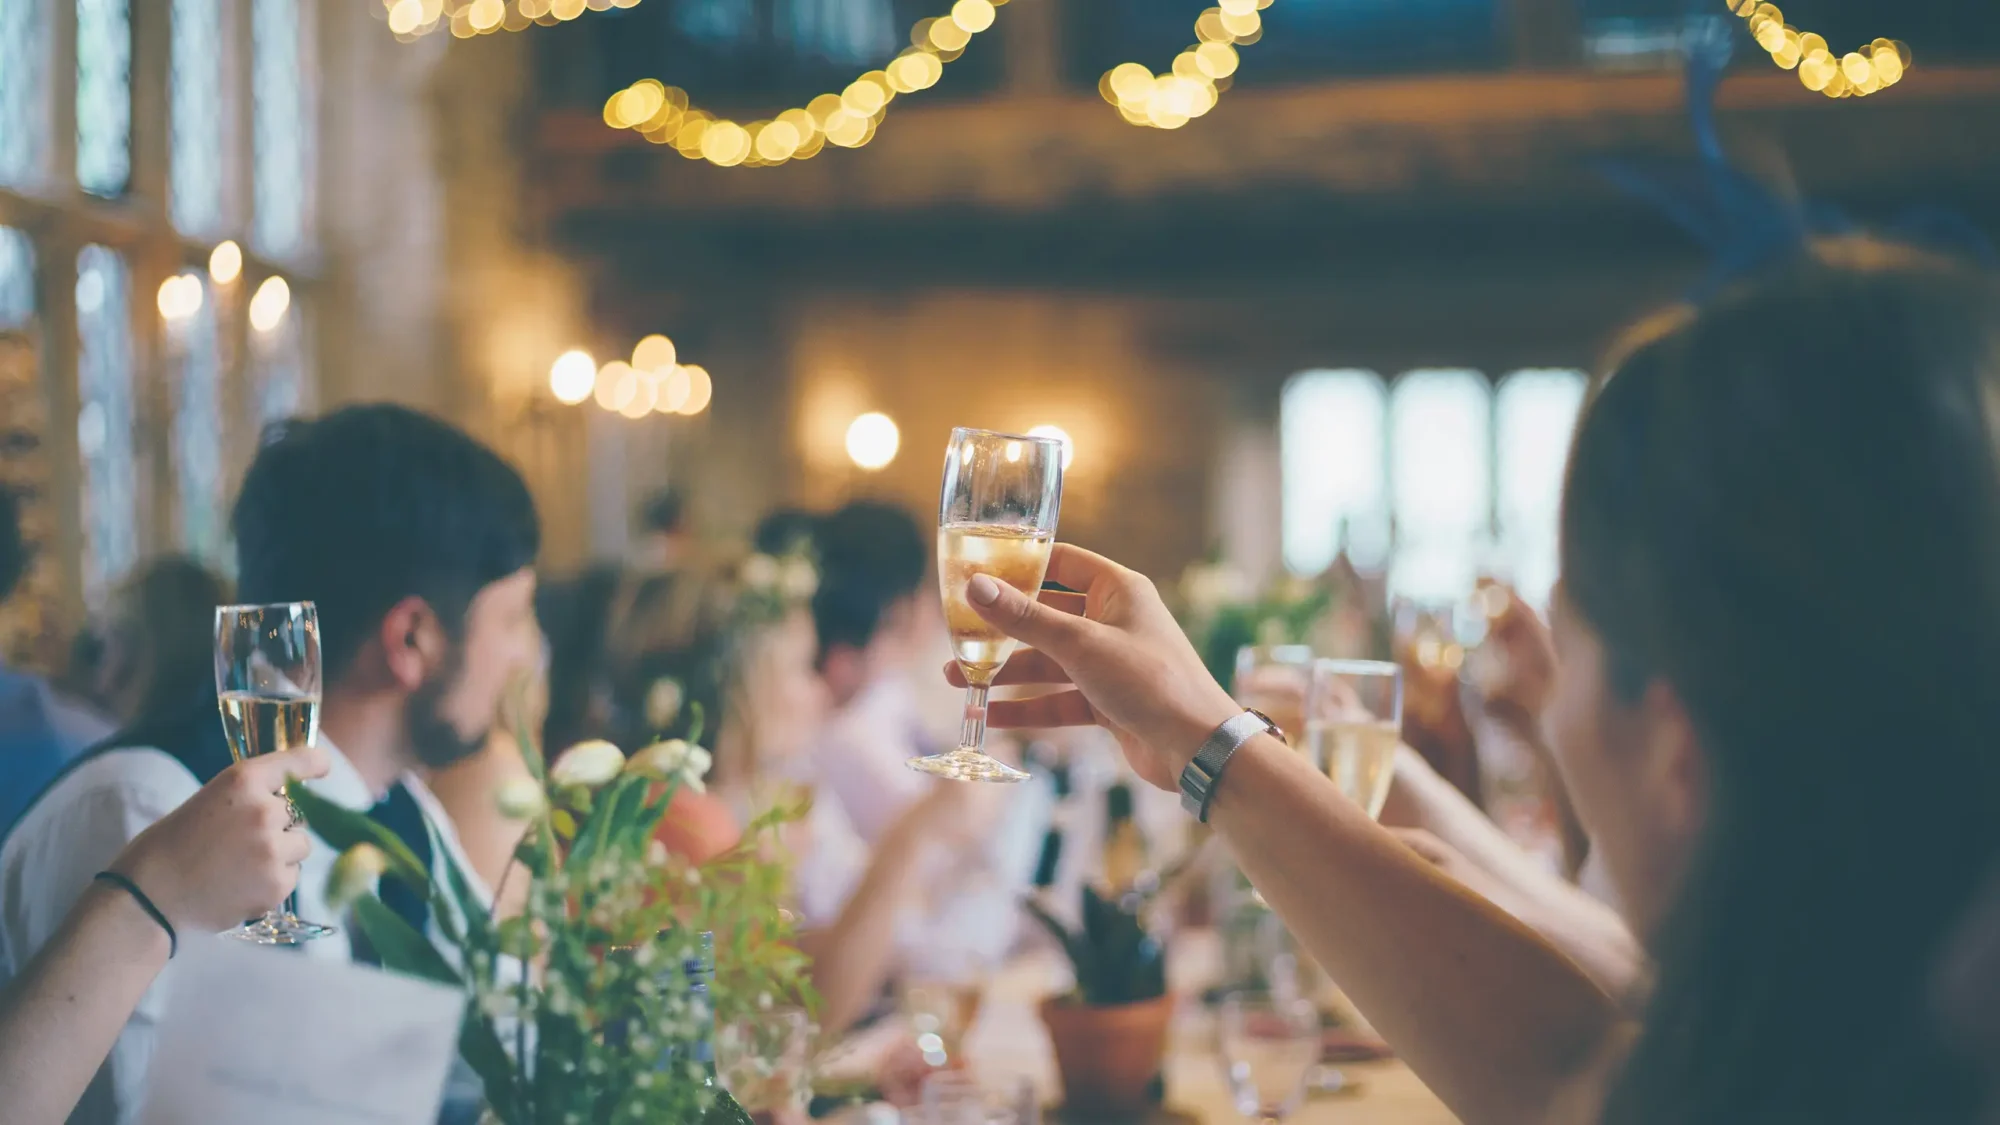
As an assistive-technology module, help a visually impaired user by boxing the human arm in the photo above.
[794,782,973,1036]
[0,745,327,1125]
[1380,748,1644,999]
[951,545,1625,1125]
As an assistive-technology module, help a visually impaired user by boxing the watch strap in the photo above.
[1178,710,1280,823]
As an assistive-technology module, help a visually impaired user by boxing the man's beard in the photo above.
[405,647,490,770]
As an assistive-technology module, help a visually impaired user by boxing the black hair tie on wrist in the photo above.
[94,871,177,959]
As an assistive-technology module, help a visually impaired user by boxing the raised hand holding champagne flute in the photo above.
[909,427,1064,783]
[213,602,336,943]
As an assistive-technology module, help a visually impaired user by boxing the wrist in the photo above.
[108,850,190,933]
[86,877,176,961]
[1160,691,1247,776]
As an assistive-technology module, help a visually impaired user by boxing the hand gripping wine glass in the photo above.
[214,602,336,943]
[910,427,1064,783]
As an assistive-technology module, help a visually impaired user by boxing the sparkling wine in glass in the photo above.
[1305,659,1404,819]
[1219,991,1322,1123]
[214,602,336,943]
[912,427,1063,783]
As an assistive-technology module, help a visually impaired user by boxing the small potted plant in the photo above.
[1027,886,1172,1118]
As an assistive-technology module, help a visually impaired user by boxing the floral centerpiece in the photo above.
[294,709,814,1125]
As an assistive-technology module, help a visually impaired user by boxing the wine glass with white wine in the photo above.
[214,602,336,943]
[1305,659,1404,819]
[910,427,1064,783]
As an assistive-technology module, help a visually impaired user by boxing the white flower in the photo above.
[644,677,684,731]
[625,737,690,778]
[779,556,819,600]
[625,738,713,793]
[548,740,625,789]
[327,843,387,912]
[740,553,781,591]
[494,776,548,820]
[647,838,669,866]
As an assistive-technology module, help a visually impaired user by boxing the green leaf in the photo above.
[458,1008,519,1122]
[290,783,428,888]
[351,895,463,988]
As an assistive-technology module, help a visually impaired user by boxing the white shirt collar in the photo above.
[301,735,379,812]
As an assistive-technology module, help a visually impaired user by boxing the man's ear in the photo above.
[376,595,446,693]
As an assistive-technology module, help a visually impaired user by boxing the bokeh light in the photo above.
[550,349,596,404]
[846,412,900,470]
[631,334,676,373]
[156,274,203,321]
[248,276,290,332]
[208,241,243,285]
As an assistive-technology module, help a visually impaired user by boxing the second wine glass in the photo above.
[910,427,1064,784]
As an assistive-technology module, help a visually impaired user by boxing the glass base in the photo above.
[225,913,338,945]
[906,749,1030,783]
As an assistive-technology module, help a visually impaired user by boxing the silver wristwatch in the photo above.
[1178,709,1282,823]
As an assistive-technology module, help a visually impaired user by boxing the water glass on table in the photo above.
[1219,991,1322,1124]
[913,1071,1038,1125]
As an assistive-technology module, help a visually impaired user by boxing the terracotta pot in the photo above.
[1038,993,1174,1118]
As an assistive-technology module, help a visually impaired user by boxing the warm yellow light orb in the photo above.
[846,412,900,470]
[550,349,596,404]
[632,334,677,373]
[208,240,243,284]
[248,276,290,332]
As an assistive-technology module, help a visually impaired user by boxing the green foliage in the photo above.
[296,701,812,1125]
[1027,886,1168,1008]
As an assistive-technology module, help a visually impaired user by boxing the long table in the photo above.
[924,931,1458,1124]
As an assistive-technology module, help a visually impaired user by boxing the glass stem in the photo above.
[959,684,990,752]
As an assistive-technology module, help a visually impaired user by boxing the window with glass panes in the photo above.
[0,0,317,616]
[1281,367,1588,607]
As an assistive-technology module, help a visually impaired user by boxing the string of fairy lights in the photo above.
[387,0,1913,161]
[378,0,629,40]
[600,0,1005,167]
[1097,0,1273,130]
[1728,0,1909,97]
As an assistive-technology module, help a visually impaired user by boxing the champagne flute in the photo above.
[1304,659,1404,819]
[913,427,1064,783]
[214,602,336,943]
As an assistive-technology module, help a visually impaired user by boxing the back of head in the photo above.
[639,489,686,537]
[233,404,540,681]
[105,555,230,723]
[1567,241,2000,1124]
[810,500,926,657]
[753,508,820,557]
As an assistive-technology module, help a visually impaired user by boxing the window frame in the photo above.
[1280,364,1587,607]
[0,0,319,626]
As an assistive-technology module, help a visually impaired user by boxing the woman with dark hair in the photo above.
[950,242,2000,1125]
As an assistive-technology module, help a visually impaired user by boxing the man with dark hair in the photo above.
[631,488,690,575]
[0,487,111,835]
[808,501,945,839]
[0,405,543,1125]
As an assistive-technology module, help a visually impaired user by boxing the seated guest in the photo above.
[808,501,947,840]
[0,404,543,1125]
[955,243,2000,1125]
[0,744,327,1125]
[597,552,977,1034]
[85,556,230,727]
[0,488,112,834]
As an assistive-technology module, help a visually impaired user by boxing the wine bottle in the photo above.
[687,932,756,1125]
